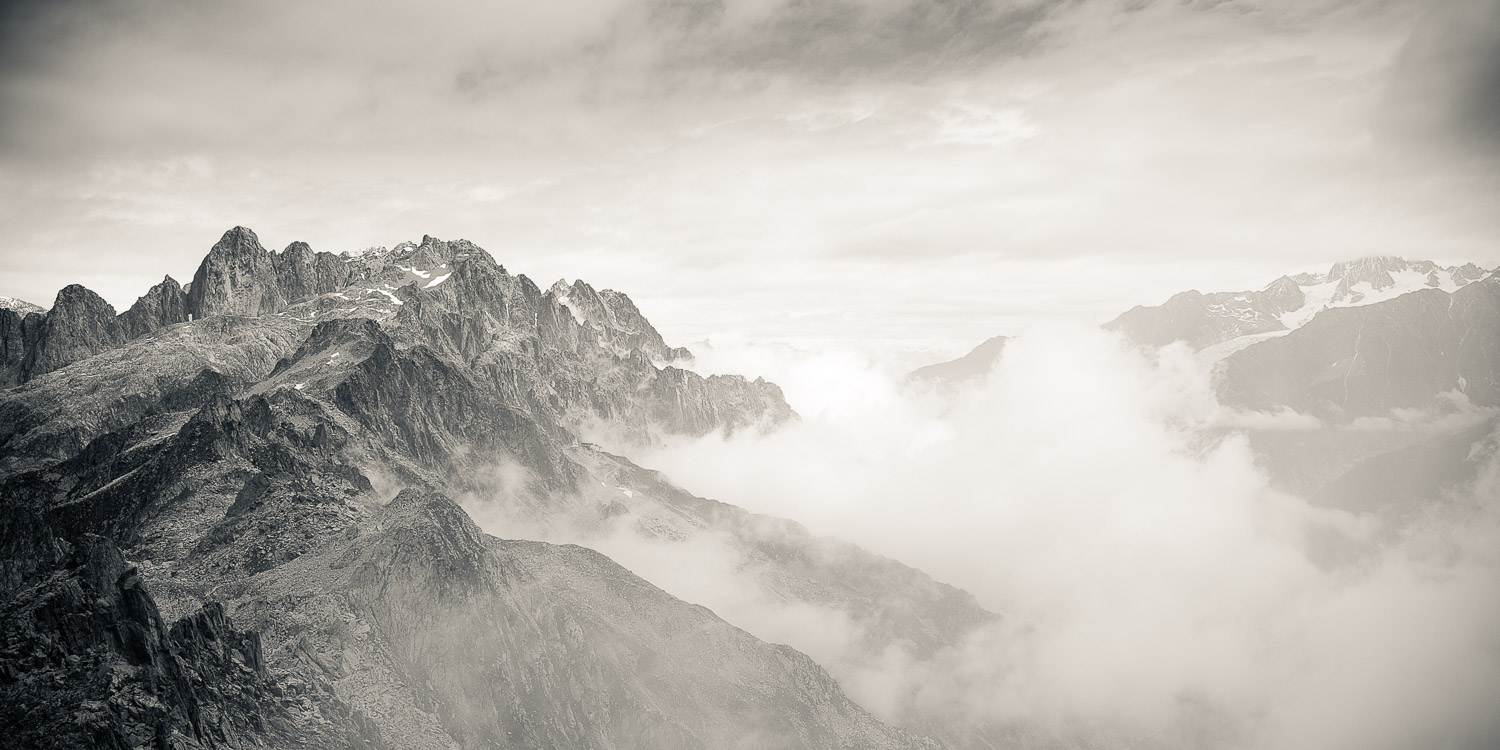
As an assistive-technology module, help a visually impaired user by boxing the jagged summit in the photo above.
[1,226,791,443]
[0,226,940,750]
[548,277,689,363]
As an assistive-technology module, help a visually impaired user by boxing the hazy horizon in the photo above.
[3,4,1499,748]
[3,0,1499,364]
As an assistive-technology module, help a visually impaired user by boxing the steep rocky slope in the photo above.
[0,226,967,749]
[0,518,387,750]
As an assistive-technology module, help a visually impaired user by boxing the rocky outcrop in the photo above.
[187,227,287,318]
[0,277,188,387]
[21,284,127,379]
[0,526,386,750]
[119,275,191,339]
[185,228,367,322]
[272,240,357,303]
[547,279,690,363]
[1,278,190,386]
[0,307,44,385]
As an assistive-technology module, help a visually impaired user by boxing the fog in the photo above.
[538,326,1500,749]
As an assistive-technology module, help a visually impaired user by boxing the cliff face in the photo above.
[0,525,386,750]
[119,276,191,339]
[22,285,128,378]
[186,226,288,318]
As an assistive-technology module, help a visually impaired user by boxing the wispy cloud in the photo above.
[0,1,1496,361]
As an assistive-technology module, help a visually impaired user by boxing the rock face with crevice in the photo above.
[0,523,387,750]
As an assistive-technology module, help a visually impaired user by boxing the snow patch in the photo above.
[1198,330,1292,363]
[556,295,586,324]
[369,288,405,306]
[424,272,452,288]
[1280,268,1460,330]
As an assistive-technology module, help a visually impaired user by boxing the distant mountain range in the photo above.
[0,295,45,315]
[912,256,1499,412]
[1107,256,1494,352]
[910,254,1500,517]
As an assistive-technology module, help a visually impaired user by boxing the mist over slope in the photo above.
[4,227,1497,750]
[0,227,944,749]
[627,308,1500,750]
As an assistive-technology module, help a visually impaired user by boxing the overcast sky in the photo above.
[1,0,1497,364]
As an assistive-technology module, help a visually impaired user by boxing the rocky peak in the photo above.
[1260,275,1305,313]
[379,488,490,556]
[23,284,126,377]
[402,235,498,269]
[118,275,190,339]
[51,283,116,315]
[1327,255,1406,293]
[545,279,686,362]
[1455,262,1490,282]
[188,226,286,319]
[273,240,360,303]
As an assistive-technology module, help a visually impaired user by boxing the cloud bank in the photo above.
[609,326,1500,749]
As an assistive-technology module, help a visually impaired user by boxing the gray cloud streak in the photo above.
[1,0,1497,363]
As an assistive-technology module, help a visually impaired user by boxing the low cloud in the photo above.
[611,325,1500,749]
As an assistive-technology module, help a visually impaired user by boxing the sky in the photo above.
[1,0,1498,365]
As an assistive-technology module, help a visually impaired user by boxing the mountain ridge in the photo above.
[0,226,980,749]
[1107,255,1496,351]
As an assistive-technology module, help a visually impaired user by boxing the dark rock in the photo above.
[0,526,387,750]
[119,276,191,339]
[187,227,287,319]
[22,284,127,378]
